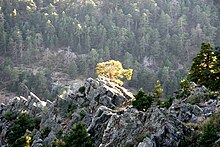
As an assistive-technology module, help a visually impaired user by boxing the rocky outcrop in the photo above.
[169,82,220,124]
[88,106,191,147]
[169,99,219,124]
[0,78,219,147]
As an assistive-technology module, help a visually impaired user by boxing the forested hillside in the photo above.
[0,0,220,97]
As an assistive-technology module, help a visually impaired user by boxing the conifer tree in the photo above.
[132,88,153,112]
[188,43,219,91]
[153,80,163,98]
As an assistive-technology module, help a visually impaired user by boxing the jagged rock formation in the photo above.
[0,77,219,146]
[169,83,220,124]
[88,106,191,147]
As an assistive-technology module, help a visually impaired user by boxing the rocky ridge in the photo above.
[0,77,219,146]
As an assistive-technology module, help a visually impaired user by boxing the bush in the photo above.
[6,112,40,145]
[41,126,51,139]
[11,136,26,147]
[132,88,153,111]
[198,120,218,147]
[3,111,17,121]
[52,122,94,147]
[186,94,201,105]
[159,97,174,109]
[180,111,220,147]
[56,129,63,139]
[78,86,85,93]
[67,103,78,118]
[180,79,190,98]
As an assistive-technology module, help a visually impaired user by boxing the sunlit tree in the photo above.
[188,43,220,91]
[96,60,133,86]
[153,80,163,98]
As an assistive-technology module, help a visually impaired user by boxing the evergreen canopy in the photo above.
[188,43,220,91]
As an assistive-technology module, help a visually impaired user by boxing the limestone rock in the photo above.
[0,77,219,147]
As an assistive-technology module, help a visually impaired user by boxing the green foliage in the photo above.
[198,121,218,147]
[64,123,94,147]
[67,61,78,78]
[67,103,78,118]
[0,58,18,84]
[180,111,220,147]
[179,131,200,147]
[186,91,218,105]
[6,112,40,145]
[80,111,86,120]
[188,43,220,91]
[3,111,17,121]
[211,112,220,141]
[153,80,163,98]
[78,86,85,93]
[186,94,201,105]
[159,97,174,109]
[179,79,190,98]
[41,126,51,139]
[8,70,52,99]
[52,122,94,147]
[11,136,26,147]
[132,88,153,111]
[56,129,63,139]
[1,0,220,98]
[51,139,65,147]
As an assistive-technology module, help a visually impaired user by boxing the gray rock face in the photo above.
[0,77,134,146]
[84,77,134,107]
[169,98,219,124]
[0,77,219,147]
[88,106,191,147]
[138,137,155,147]
[31,138,43,147]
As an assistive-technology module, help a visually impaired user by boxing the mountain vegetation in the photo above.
[188,42,220,91]
[96,60,133,86]
[0,0,220,98]
[0,0,220,146]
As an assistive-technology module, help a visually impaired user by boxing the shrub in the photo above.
[78,86,85,93]
[41,126,51,139]
[180,111,220,147]
[51,139,65,147]
[3,111,17,121]
[11,136,26,147]
[63,123,94,147]
[6,112,40,145]
[179,130,200,147]
[132,88,153,111]
[52,122,94,147]
[180,79,190,98]
[67,103,78,118]
[56,129,63,139]
[186,94,201,105]
[198,120,218,147]
[159,97,174,109]
[80,111,86,120]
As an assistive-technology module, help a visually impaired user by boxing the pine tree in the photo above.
[188,43,219,91]
[63,123,94,147]
[132,88,153,112]
[153,80,163,98]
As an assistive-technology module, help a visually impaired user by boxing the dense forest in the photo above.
[0,0,220,98]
